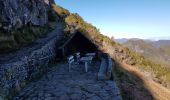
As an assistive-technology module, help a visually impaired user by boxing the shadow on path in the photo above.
[112,60,155,100]
[13,61,122,100]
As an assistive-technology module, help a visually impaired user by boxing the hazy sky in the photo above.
[55,0,170,40]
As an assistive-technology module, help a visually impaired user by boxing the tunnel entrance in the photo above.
[59,32,98,57]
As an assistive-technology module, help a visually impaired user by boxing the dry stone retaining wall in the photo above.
[0,37,58,98]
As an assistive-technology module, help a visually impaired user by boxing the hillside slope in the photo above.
[124,39,170,67]
[53,3,170,100]
[1,1,170,99]
[0,0,59,53]
[113,62,170,100]
[153,40,170,56]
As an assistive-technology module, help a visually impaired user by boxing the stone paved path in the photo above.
[13,61,122,100]
[0,21,64,64]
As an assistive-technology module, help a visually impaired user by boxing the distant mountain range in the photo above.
[115,38,129,44]
[115,38,153,44]
[152,40,170,47]
[115,38,170,67]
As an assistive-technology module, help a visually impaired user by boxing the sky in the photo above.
[55,0,170,40]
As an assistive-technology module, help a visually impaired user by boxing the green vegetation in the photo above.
[64,13,116,46]
[0,24,53,53]
[48,8,58,22]
[61,6,170,88]
[14,25,52,45]
[0,35,17,53]
[124,39,170,68]
[52,4,70,17]
[1,3,168,98]
[112,62,154,100]
[123,40,170,87]
[0,7,59,54]
[123,46,170,87]
[160,45,170,56]
[52,5,116,47]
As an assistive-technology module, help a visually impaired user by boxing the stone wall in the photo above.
[0,37,58,98]
[98,53,113,80]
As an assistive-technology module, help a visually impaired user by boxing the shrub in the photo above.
[0,23,53,53]
[52,4,70,17]
[0,36,17,53]
[48,7,58,22]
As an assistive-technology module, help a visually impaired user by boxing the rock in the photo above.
[86,85,101,93]
[59,94,70,100]
[11,60,122,100]
[0,0,55,32]
[0,36,58,98]
[83,92,95,98]
[15,80,21,92]
[112,96,122,100]
[45,97,54,100]
[88,96,102,100]
[70,93,81,100]
[45,93,52,97]
[37,93,44,98]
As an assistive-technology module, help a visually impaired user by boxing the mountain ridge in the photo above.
[121,38,170,66]
[55,4,170,99]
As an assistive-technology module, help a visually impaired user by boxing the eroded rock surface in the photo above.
[0,0,54,32]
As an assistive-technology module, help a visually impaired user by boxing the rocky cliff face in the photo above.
[0,0,55,32]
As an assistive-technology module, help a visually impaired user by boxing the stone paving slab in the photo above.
[13,61,122,100]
